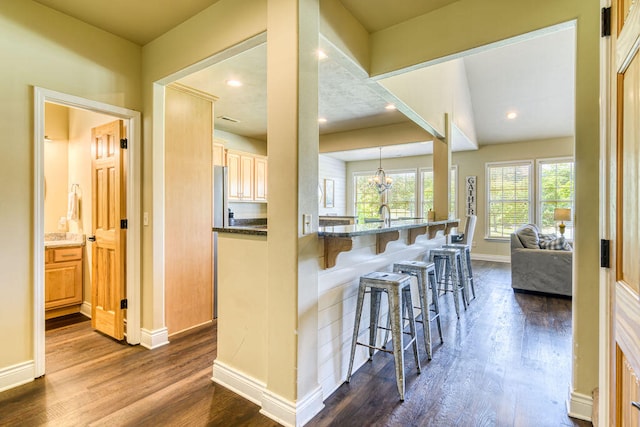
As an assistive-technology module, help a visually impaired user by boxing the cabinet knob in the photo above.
[87,236,96,242]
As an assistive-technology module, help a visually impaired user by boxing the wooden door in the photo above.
[609,1,640,424]
[91,120,126,340]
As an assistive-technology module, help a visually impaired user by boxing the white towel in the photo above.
[67,191,79,221]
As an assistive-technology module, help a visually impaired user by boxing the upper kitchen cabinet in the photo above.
[213,140,225,166]
[227,149,267,202]
[254,155,267,202]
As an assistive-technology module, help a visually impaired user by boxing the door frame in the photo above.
[599,0,612,423]
[33,87,142,377]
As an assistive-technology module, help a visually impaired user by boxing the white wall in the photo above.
[319,154,346,216]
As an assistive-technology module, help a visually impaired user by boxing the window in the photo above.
[354,174,382,223]
[486,161,533,239]
[386,171,416,218]
[354,170,417,222]
[421,167,457,218]
[538,159,574,238]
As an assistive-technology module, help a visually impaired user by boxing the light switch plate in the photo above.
[303,214,312,235]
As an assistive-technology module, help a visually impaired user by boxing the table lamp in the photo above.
[554,208,571,236]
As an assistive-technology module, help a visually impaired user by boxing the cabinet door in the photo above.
[213,142,225,166]
[254,156,268,201]
[240,155,254,200]
[227,151,241,200]
[45,260,82,310]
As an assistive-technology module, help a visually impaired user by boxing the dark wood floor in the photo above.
[308,261,591,427]
[0,261,591,427]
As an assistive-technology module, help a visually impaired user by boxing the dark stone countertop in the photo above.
[317,218,458,238]
[213,218,267,236]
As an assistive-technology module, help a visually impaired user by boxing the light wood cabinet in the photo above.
[212,141,225,166]
[45,246,83,319]
[254,155,268,201]
[227,149,264,202]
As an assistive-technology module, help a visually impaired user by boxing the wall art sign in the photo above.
[466,176,477,216]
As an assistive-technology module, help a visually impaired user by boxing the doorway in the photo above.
[34,87,141,377]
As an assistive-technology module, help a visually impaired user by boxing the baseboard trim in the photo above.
[212,361,325,427]
[211,359,265,406]
[0,361,35,393]
[260,390,297,427]
[567,389,593,422]
[261,385,324,427]
[80,302,91,318]
[470,253,511,263]
[140,327,169,350]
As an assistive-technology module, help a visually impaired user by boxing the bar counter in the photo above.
[318,218,458,268]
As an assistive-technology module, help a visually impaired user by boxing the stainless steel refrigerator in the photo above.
[212,165,229,318]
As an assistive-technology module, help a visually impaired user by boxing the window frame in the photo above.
[485,160,534,240]
[536,157,575,238]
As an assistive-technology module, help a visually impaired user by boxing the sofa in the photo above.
[510,224,572,296]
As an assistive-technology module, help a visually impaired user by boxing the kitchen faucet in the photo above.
[379,204,391,227]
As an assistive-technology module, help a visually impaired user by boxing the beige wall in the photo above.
[0,1,140,371]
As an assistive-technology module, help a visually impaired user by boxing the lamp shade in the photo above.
[553,208,571,222]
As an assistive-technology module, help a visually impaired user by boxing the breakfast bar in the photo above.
[316,218,459,397]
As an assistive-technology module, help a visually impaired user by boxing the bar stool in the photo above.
[346,271,421,400]
[392,261,443,360]
[443,243,476,301]
[428,248,468,318]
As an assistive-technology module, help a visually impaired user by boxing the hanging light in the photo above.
[368,147,393,194]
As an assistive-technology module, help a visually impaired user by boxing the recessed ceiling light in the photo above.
[226,79,242,87]
[318,117,327,123]
[317,50,328,60]
[385,104,397,110]
[507,112,517,119]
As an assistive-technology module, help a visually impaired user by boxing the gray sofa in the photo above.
[510,225,572,296]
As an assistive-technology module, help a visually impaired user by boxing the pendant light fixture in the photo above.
[368,147,393,194]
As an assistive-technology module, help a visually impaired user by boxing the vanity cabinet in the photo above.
[45,246,83,319]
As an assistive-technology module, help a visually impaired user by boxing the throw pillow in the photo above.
[539,236,572,251]
[538,233,557,243]
[516,224,540,249]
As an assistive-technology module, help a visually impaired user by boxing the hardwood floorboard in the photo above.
[0,319,277,427]
[0,261,591,426]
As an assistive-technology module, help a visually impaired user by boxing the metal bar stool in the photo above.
[346,271,421,400]
[443,243,476,301]
[428,248,468,318]
[391,260,443,360]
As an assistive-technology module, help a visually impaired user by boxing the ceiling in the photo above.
[33,0,576,161]
[33,0,223,45]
